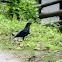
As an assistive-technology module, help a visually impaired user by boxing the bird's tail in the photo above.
[9,37,16,41]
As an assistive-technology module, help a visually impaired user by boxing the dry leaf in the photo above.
[15,43,20,45]
[53,50,59,52]
[4,43,8,46]
[9,47,13,50]
[0,37,1,39]
[20,47,25,49]
[16,47,21,49]
[46,47,50,50]
[0,32,1,34]
[28,56,37,61]
[34,47,40,50]
[48,50,53,53]
[20,44,23,46]
[25,44,31,47]
[42,48,46,51]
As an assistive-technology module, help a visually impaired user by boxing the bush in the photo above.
[1,0,38,20]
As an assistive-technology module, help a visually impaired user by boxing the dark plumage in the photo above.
[10,22,32,41]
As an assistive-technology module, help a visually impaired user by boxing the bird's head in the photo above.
[25,22,33,28]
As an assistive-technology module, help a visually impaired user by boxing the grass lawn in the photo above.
[0,14,62,62]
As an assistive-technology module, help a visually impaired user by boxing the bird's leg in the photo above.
[23,37,24,41]
[23,37,26,43]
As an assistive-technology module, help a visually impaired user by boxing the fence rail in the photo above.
[37,0,62,9]
[36,0,62,19]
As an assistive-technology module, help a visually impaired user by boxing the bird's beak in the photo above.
[31,23,33,24]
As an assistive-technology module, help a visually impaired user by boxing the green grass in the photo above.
[0,14,62,62]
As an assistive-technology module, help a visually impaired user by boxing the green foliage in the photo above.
[0,15,62,50]
[0,0,38,20]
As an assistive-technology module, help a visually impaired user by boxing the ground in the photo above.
[0,15,62,62]
[0,50,62,62]
[0,50,22,62]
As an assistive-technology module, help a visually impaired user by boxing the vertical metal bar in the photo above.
[59,2,62,25]
[60,2,62,20]
[39,0,41,14]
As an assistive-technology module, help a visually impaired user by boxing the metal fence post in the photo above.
[60,2,62,20]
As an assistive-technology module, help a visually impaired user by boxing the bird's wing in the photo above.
[15,28,29,37]
[22,28,29,32]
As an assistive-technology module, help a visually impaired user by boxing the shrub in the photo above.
[1,0,38,20]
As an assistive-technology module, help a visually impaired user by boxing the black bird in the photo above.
[10,22,33,41]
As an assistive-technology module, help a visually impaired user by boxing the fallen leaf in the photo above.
[0,37,1,39]
[16,47,21,49]
[20,44,23,46]
[20,47,25,49]
[53,50,60,52]
[28,56,37,61]
[15,43,20,45]
[34,47,40,50]
[42,48,46,51]
[0,32,1,34]
[42,47,50,51]
[25,44,31,47]
[46,47,50,50]
[4,43,8,46]
[9,47,13,50]
[48,50,54,53]
[9,37,11,39]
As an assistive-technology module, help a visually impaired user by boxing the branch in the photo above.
[37,0,62,9]
[39,10,62,19]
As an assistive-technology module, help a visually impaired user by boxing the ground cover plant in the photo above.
[0,14,62,62]
[0,0,62,62]
[0,0,38,20]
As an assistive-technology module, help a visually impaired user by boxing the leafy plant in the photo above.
[0,0,38,20]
